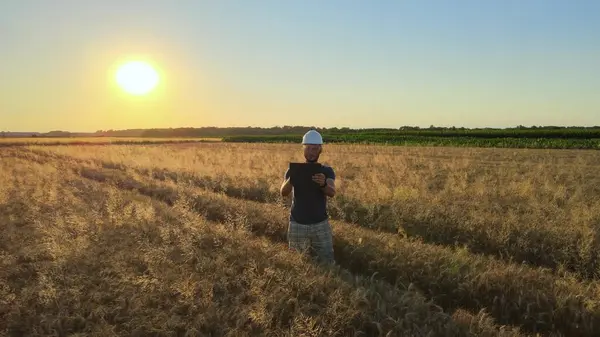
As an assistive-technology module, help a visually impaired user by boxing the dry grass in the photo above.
[33,143,600,279]
[32,152,600,336]
[0,148,523,337]
[5,141,600,335]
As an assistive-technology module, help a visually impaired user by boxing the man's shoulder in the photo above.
[320,163,335,178]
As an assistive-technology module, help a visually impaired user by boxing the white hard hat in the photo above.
[302,130,323,145]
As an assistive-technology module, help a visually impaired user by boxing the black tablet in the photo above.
[288,162,323,188]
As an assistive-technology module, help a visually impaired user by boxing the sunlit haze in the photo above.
[1,0,598,132]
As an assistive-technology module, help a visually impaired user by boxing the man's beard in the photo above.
[305,154,320,163]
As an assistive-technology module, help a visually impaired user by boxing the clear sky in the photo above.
[1,0,598,132]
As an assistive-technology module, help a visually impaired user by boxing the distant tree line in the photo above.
[93,126,333,138]
[90,125,600,139]
[4,125,600,140]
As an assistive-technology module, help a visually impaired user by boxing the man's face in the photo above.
[303,144,322,162]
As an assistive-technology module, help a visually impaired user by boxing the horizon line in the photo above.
[3,124,600,134]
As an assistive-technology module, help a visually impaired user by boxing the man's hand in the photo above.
[312,173,326,187]
[313,173,335,197]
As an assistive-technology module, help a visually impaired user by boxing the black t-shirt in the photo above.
[284,164,336,224]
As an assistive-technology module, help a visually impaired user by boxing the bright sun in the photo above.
[115,61,159,95]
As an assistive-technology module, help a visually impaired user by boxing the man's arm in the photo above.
[320,166,336,197]
[320,178,335,197]
[280,170,293,197]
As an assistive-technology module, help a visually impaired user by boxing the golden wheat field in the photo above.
[2,139,600,336]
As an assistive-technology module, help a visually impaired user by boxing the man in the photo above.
[280,130,336,265]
